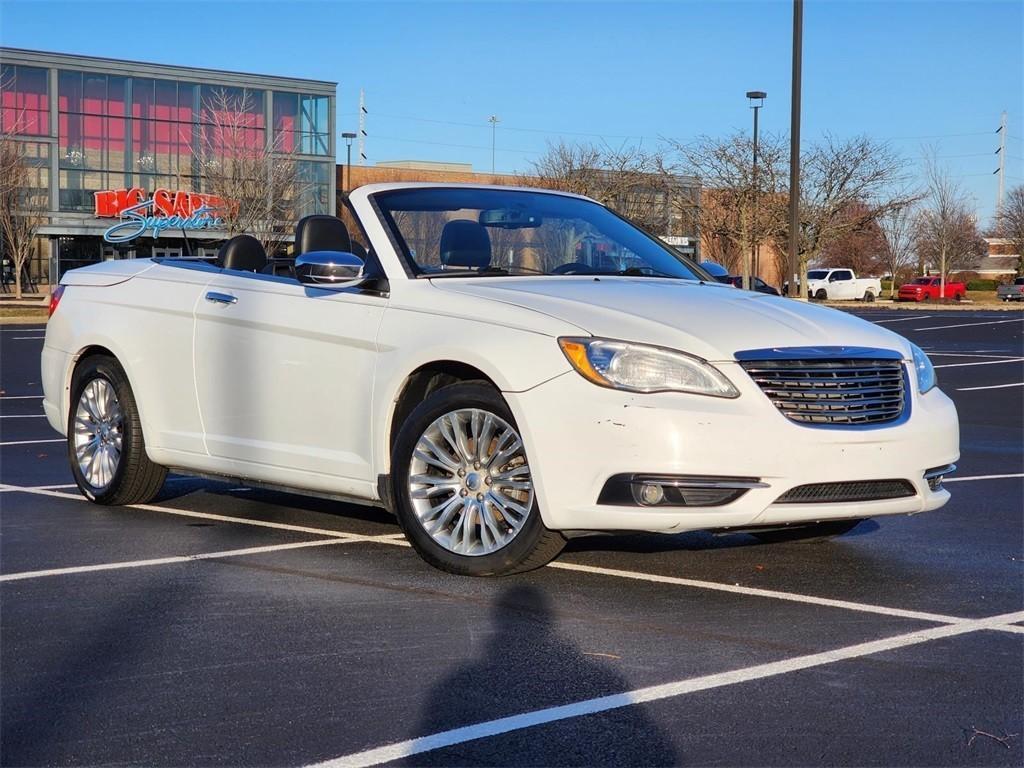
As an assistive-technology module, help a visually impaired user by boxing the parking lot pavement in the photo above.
[1,311,1022,767]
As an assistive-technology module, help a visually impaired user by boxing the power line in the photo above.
[370,133,541,155]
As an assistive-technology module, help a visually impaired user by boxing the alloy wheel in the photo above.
[73,378,124,490]
[408,408,534,556]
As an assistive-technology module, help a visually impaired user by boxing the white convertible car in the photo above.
[42,183,959,575]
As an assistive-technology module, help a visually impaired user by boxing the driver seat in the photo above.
[440,220,491,269]
[295,215,351,255]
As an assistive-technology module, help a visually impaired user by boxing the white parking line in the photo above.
[0,484,385,539]
[10,336,45,340]
[913,318,1024,331]
[2,482,1019,632]
[0,414,46,418]
[944,473,1024,483]
[927,352,1024,359]
[0,483,77,492]
[956,382,1024,391]
[548,561,965,624]
[873,316,933,324]
[933,358,1024,369]
[0,438,63,446]
[309,610,1024,768]
[0,395,43,400]
[0,538,355,582]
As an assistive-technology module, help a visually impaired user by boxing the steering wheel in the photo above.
[551,262,596,275]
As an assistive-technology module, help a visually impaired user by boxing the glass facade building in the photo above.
[1,48,336,283]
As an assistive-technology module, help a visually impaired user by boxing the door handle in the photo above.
[205,291,237,305]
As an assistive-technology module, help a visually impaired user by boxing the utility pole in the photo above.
[787,0,803,298]
[488,115,500,174]
[358,89,367,165]
[996,111,1007,214]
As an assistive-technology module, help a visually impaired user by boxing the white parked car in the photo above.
[805,268,882,302]
[42,184,959,576]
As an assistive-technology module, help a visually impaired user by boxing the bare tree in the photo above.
[197,88,313,255]
[994,184,1024,277]
[0,132,46,299]
[668,131,787,282]
[772,135,918,293]
[916,159,986,295]
[877,203,919,297]
[525,140,678,234]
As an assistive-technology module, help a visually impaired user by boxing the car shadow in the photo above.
[564,520,881,555]
[401,584,678,766]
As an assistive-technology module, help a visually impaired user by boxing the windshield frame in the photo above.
[368,186,714,282]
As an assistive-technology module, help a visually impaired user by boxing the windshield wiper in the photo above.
[587,267,684,279]
[424,264,549,278]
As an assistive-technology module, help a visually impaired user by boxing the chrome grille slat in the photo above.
[740,356,905,426]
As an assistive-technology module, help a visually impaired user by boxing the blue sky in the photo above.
[1,0,1021,222]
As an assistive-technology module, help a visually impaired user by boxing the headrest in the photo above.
[217,235,267,272]
[440,220,491,269]
[295,215,351,255]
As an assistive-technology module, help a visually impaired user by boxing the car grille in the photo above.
[776,480,916,504]
[740,358,905,425]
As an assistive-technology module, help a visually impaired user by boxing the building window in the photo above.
[0,64,49,136]
[273,92,329,156]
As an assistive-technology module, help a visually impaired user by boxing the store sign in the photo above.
[95,188,229,243]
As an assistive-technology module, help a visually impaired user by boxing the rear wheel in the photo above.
[392,381,565,576]
[749,519,863,543]
[862,290,876,302]
[68,355,166,505]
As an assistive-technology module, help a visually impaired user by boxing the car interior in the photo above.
[212,214,371,281]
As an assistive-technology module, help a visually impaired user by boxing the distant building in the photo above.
[976,238,1021,278]
[1,48,336,284]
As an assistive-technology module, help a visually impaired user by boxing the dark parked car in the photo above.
[728,275,781,295]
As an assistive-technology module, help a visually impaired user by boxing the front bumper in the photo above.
[505,363,960,533]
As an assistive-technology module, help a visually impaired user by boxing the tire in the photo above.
[68,354,167,505]
[954,293,964,302]
[391,381,565,576]
[862,290,876,302]
[749,519,863,544]
[814,289,828,301]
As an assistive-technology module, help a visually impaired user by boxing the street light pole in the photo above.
[746,91,766,292]
[342,132,357,194]
[487,115,500,174]
[788,0,803,298]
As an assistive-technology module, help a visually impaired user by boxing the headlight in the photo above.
[558,337,739,397]
[910,342,936,393]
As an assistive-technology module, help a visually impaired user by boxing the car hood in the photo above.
[431,277,913,361]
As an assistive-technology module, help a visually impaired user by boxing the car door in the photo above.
[829,270,855,299]
[192,268,386,496]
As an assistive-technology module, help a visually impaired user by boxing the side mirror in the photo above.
[295,250,364,286]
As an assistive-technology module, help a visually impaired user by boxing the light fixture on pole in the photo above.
[342,132,357,194]
[746,90,766,292]
[487,115,500,174]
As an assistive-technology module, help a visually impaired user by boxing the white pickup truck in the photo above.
[806,268,882,302]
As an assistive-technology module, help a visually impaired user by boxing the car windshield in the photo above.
[912,278,932,285]
[807,269,829,280]
[373,187,708,280]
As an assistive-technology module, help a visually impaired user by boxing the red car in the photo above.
[898,276,966,302]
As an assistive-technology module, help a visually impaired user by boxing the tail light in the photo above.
[48,285,65,318]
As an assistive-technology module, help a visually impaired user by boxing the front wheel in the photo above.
[814,288,828,301]
[749,519,863,543]
[68,355,167,505]
[391,381,565,576]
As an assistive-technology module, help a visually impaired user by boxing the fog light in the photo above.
[638,483,665,506]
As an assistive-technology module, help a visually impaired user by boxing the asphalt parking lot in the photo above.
[1,309,1022,767]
